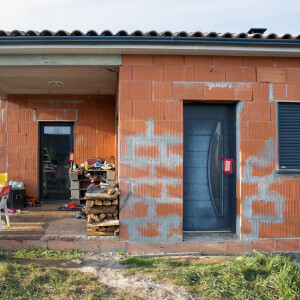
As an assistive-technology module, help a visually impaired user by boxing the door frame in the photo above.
[38,122,74,203]
[183,102,236,233]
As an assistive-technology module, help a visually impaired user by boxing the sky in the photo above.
[0,0,299,35]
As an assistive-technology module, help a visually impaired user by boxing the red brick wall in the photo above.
[0,94,116,198]
[118,54,300,247]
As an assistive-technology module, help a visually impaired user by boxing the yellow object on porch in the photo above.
[0,173,7,182]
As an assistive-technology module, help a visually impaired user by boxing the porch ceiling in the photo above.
[0,65,118,98]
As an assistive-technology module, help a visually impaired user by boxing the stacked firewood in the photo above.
[85,189,120,236]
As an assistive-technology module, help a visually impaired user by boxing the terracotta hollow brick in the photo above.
[173,82,204,100]
[195,66,225,82]
[164,65,194,81]
[122,55,153,65]
[153,55,185,65]
[122,202,150,218]
[134,183,162,198]
[226,67,256,82]
[184,55,213,66]
[136,144,160,158]
[132,65,163,81]
[137,222,160,238]
[257,68,287,84]
[155,202,183,217]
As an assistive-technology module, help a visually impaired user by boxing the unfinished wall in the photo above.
[118,55,300,249]
[0,94,116,199]
[238,59,300,251]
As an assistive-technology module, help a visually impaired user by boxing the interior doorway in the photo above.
[39,122,74,202]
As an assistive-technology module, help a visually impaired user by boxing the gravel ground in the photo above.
[79,252,200,300]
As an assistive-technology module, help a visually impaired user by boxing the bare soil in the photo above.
[17,252,201,300]
[80,252,199,300]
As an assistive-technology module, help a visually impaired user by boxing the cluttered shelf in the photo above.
[76,179,96,182]
[74,178,107,182]
[69,157,116,203]
[86,169,112,172]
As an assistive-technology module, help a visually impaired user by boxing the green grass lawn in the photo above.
[121,253,300,300]
[0,262,111,299]
[4,246,83,260]
[1,248,299,300]
[0,248,136,300]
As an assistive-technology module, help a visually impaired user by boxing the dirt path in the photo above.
[79,252,199,300]
[8,252,199,299]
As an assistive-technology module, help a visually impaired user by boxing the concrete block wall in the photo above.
[0,94,116,198]
[118,54,300,248]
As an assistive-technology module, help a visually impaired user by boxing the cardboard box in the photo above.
[71,190,80,199]
[106,170,115,181]
[69,171,78,181]
[70,180,80,189]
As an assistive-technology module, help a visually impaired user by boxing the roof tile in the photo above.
[0,30,298,40]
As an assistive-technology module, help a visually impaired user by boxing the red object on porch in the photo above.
[220,158,234,174]
[67,202,77,209]
[0,185,12,230]
[0,185,12,197]
[68,152,74,162]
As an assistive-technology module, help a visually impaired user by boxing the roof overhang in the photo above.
[0,36,299,99]
[0,65,119,98]
[0,36,299,57]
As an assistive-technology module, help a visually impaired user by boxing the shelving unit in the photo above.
[69,169,116,203]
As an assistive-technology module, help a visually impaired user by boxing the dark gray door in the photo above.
[39,122,74,202]
[183,104,235,232]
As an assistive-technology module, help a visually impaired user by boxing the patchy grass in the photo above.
[1,247,82,260]
[121,253,300,299]
[0,261,136,299]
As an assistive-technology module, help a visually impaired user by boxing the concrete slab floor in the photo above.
[0,203,118,242]
[183,232,238,242]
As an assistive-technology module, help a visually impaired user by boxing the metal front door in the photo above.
[183,104,236,232]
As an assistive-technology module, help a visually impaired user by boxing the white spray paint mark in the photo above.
[241,139,285,241]
[120,118,183,243]
[207,82,233,90]
[236,101,244,182]
[269,84,273,102]
[235,101,245,237]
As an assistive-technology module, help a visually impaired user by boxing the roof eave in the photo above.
[0,36,300,46]
[0,36,299,57]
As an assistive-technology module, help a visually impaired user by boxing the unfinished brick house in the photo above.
[0,29,299,253]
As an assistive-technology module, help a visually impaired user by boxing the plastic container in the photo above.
[7,188,26,210]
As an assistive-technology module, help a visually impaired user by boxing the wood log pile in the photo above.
[85,189,120,236]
